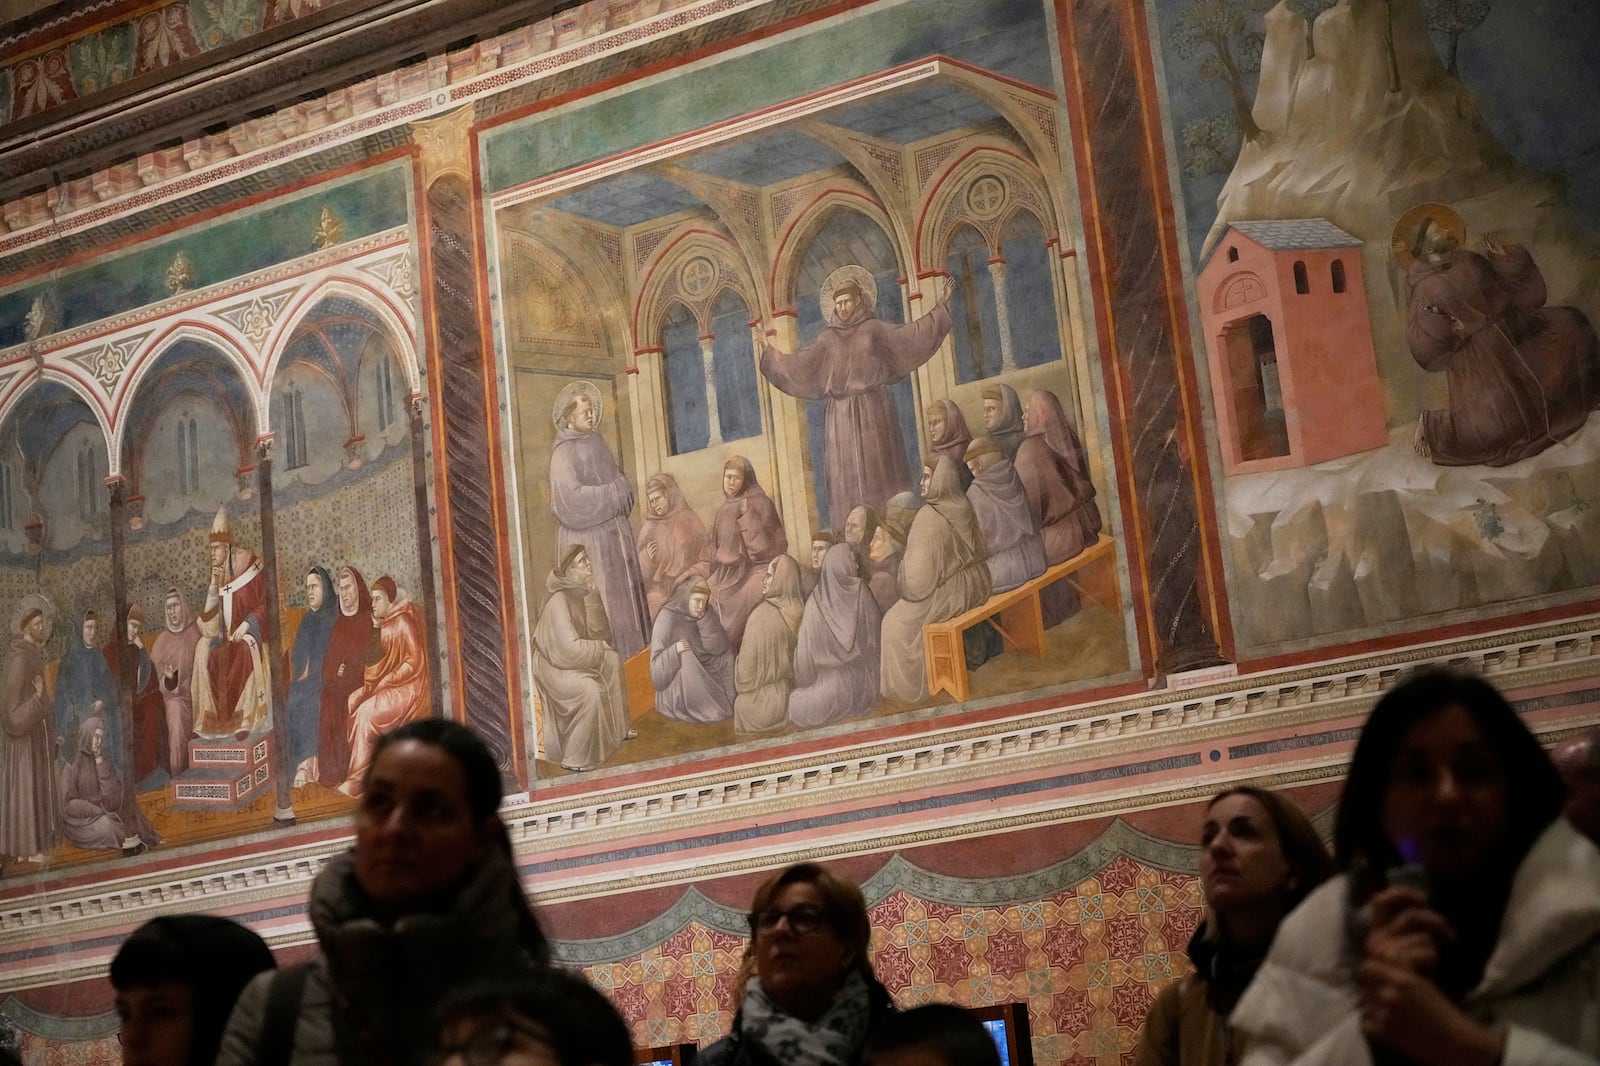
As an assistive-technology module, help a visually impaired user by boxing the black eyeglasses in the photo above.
[434,1019,549,1066]
[748,904,827,936]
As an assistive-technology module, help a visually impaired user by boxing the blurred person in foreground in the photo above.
[1135,787,1334,1066]
[432,970,633,1066]
[862,1004,1000,1066]
[698,862,894,1066]
[1551,725,1600,845]
[112,915,276,1066]
[1231,669,1600,1066]
[218,719,552,1066]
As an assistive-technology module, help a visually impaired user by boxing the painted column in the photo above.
[1057,0,1231,672]
[762,314,816,552]
[406,393,444,716]
[411,104,526,778]
[105,476,136,798]
[699,333,724,447]
[253,437,295,825]
[988,257,1019,373]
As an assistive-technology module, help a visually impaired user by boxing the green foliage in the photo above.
[1181,113,1242,177]
[1423,0,1492,34]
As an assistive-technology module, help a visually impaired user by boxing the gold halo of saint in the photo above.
[551,379,605,430]
[1392,202,1466,269]
[11,593,54,635]
[820,265,878,322]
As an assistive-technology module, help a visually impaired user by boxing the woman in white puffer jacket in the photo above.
[1231,669,1600,1066]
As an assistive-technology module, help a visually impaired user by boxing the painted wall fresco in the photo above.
[0,1,1596,1063]
[487,0,1136,781]
[1149,0,1600,656]
[0,165,432,879]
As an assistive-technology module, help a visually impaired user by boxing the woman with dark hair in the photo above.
[1231,669,1600,1066]
[699,862,894,1066]
[432,970,634,1066]
[863,1004,1000,1066]
[1135,787,1333,1066]
[113,915,276,1066]
[218,719,552,1066]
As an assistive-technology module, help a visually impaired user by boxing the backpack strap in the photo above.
[254,963,311,1066]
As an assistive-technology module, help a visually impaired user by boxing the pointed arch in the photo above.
[770,191,907,315]
[265,275,421,404]
[111,321,260,475]
[917,145,1058,274]
[634,227,758,349]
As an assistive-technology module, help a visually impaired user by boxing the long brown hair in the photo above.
[1206,786,1334,911]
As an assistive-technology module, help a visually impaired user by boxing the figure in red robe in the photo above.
[635,473,711,619]
[340,576,429,796]
[106,605,168,788]
[318,566,373,789]
[194,507,271,739]
[761,276,952,520]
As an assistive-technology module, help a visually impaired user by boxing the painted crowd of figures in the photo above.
[0,509,426,866]
[538,380,1101,773]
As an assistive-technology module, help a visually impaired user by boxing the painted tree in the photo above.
[1424,0,1491,74]
[1181,113,1242,177]
[1172,0,1274,142]
[1287,0,1338,59]
[1379,0,1403,92]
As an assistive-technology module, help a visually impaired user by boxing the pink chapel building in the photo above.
[1197,218,1388,475]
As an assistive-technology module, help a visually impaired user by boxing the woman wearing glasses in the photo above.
[699,862,895,1066]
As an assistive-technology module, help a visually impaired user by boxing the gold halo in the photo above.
[1391,202,1466,268]
[820,265,878,322]
[552,379,604,430]
[12,593,54,635]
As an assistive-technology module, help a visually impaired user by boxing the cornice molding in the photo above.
[0,0,570,201]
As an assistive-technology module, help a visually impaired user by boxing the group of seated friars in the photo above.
[535,383,1100,773]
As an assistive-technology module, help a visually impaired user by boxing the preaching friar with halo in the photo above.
[760,267,952,522]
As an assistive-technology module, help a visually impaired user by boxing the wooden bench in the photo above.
[623,647,656,719]
[922,534,1117,702]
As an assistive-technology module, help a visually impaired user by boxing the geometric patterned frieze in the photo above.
[211,289,296,347]
[357,249,416,299]
[63,332,149,391]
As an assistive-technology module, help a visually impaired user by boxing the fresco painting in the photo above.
[488,0,1133,780]
[0,172,432,877]
[0,0,1587,858]
[0,1,1599,1063]
[1150,0,1600,654]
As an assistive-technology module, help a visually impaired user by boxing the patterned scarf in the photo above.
[739,969,874,1066]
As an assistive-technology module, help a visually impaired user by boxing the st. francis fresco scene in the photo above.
[2,0,1597,871]
[490,0,1133,779]
[1151,0,1600,653]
